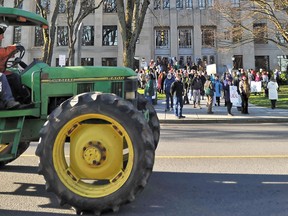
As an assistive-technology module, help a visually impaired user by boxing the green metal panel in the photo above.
[0,7,48,27]
[40,66,137,80]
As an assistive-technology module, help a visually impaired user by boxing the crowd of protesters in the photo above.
[137,57,282,119]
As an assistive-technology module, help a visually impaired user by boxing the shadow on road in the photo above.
[1,169,288,216]
[117,171,288,216]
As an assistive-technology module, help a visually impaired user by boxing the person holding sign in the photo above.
[267,76,279,109]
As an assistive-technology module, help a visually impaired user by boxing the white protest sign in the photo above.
[250,81,261,93]
[230,86,242,107]
[59,55,66,67]
[206,64,217,75]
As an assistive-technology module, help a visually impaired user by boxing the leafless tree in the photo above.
[65,0,103,66]
[36,0,103,66]
[36,0,60,65]
[116,0,150,69]
[214,0,288,50]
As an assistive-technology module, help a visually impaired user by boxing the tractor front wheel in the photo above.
[36,93,155,215]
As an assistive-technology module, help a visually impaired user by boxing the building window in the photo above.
[232,24,242,43]
[102,25,118,46]
[253,23,268,44]
[255,56,269,71]
[199,0,206,9]
[36,0,50,14]
[82,26,94,46]
[178,28,192,48]
[81,58,94,66]
[207,0,214,7]
[57,26,69,46]
[155,29,169,48]
[209,55,215,64]
[154,0,170,9]
[186,0,193,8]
[163,0,170,9]
[103,0,117,13]
[176,0,183,8]
[13,26,21,44]
[35,26,44,47]
[0,0,3,6]
[231,0,240,7]
[59,0,66,13]
[201,27,216,47]
[154,0,161,10]
[186,56,192,67]
[102,58,117,66]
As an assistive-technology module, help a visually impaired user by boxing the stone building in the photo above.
[1,0,288,73]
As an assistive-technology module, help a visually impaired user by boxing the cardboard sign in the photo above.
[206,64,217,75]
[230,86,241,106]
[250,81,261,93]
[59,55,66,67]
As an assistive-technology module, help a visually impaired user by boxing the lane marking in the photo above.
[23,154,288,159]
[155,155,288,159]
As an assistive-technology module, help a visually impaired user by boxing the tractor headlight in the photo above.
[125,91,136,100]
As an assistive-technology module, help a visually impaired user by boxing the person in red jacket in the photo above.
[0,23,22,109]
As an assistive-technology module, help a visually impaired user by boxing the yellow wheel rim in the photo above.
[52,114,134,198]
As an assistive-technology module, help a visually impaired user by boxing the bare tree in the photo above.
[214,0,288,49]
[36,0,103,66]
[66,0,103,66]
[36,0,60,65]
[116,0,150,69]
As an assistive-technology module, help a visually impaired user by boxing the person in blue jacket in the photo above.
[163,71,175,111]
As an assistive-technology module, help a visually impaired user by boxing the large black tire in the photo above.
[36,92,155,215]
[137,93,160,149]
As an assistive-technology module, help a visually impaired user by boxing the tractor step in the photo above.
[0,116,25,160]
[0,144,10,152]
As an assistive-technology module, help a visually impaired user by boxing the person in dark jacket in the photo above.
[223,76,233,116]
[191,73,203,109]
[204,75,215,114]
[163,71,175,111]
[170,73,185,119]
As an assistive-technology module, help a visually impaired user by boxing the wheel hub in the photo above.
[83,141,107,166]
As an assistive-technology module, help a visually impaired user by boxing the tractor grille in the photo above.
[111,82,123,97]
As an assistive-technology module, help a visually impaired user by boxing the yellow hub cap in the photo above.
[83,141,107,166]
[52,114,134,198]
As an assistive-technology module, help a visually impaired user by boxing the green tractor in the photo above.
[0,7,160,215]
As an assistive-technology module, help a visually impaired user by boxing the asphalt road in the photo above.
[0,123,288,216]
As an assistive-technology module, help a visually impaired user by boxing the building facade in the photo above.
[1,0,288,73]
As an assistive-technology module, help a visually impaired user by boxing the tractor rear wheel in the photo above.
[137,93,160,149]
[36,93,155,215]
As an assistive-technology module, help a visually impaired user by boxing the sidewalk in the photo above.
[154,98,288,124]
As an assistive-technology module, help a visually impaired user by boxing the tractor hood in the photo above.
[0,7,48,28]
[41,66,137,81]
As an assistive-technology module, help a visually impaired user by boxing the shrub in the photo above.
[280,71,287,84]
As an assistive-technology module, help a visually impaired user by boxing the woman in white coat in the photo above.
[267,77,279,109]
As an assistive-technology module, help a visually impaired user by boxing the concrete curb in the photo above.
[159,118,288,124]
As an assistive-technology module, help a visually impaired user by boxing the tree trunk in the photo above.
[123,41,136,69]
